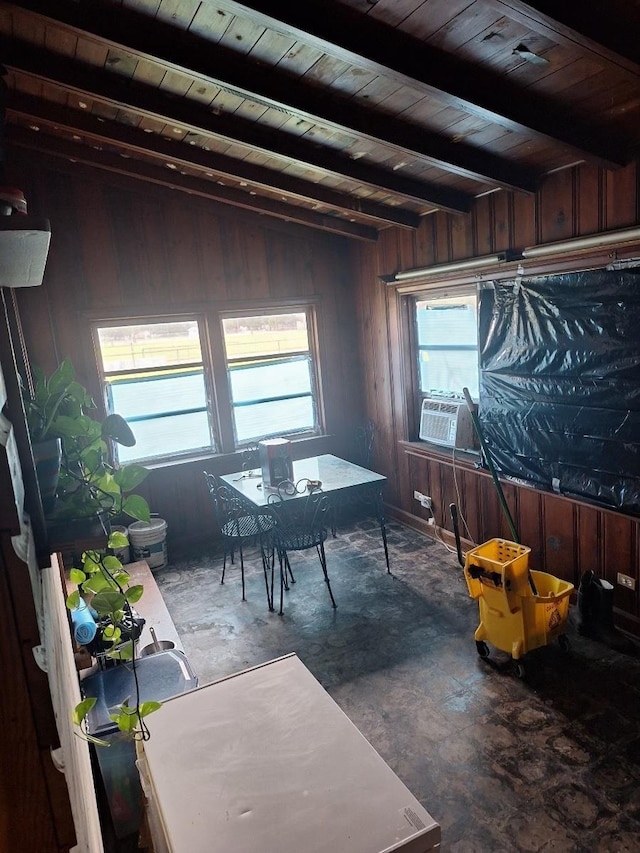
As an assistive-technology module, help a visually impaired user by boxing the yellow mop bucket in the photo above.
[464,538,574,677]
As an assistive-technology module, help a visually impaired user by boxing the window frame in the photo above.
[404,284,480,442]
[92,314,218,465]
[89,301,325,465]
[220,305,322,449]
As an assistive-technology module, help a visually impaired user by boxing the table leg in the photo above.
[375,488,391,574]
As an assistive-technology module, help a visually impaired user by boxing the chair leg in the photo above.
[283,554,295,590]
[261,544,275,612]
[238,542,246,601]
[278,549,285,616]
[317,541,337,608]
[221,549,228,585]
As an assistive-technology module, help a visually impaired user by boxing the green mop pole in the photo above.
[462,388,537,594]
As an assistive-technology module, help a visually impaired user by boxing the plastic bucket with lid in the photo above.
[127,519,168,569]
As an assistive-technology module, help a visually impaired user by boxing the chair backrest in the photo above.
[355,420,375,468]
[203,471,243,530]
[240,445,260,471]
[204,471,275,541]
[267,488,329,550]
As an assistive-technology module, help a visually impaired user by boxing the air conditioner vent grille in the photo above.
[419,397,477,450]
[421,412,453,442]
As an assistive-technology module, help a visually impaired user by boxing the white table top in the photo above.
[219,453,386,509]
[139,654,440,853]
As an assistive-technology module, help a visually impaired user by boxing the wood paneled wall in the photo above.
[351,161,640,636]
[9,147,640,633]
[9,149,365,552]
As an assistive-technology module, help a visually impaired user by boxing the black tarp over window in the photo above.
[478,269,640,515]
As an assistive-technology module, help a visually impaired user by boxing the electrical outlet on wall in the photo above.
[617,572,636,591]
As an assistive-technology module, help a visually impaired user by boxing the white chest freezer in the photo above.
[137,653,440,853]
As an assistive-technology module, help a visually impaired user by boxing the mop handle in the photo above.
[462,388,519,544]
[462,389,537,596]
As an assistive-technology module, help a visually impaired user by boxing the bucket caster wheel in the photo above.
[475,641,490,659]
[512,660,526,679]
[558,634,570,653]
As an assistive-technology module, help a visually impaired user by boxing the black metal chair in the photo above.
[333,419,379,529]
[266,488,336,615]
[203,471,275,610]
[240,444,260,471]
[355,419,376,469]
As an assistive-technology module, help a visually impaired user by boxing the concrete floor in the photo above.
[150,518,640,852]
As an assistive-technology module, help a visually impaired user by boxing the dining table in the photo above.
[218,453,390,573]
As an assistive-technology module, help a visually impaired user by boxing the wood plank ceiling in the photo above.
[0,0,639,241]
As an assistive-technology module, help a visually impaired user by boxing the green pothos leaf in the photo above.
[108,530,129,549]
[125,584,144,604]
[69,568,86,585]
[65,590,81,611]
[72,697,97,727]
[91,590,126,614]
[101,555,124,574]
[81,573,111,595]
[138,701,162,718]
[106,640,134,661]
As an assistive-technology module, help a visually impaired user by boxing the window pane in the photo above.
[222,313,308,360]
[234,398,314,444]
[416,294,479,398]
[117,412,212,463]
[97,321,202,371]
[222,309,319,447]
[229,357,311,404]
[109,371,207,419]
[419,350,479,399]
[96,319,215,463]
[416,296,477,346]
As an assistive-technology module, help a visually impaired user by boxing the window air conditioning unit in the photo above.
[419,398,476,450]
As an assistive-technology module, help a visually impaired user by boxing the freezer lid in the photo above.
[141,654,440,853]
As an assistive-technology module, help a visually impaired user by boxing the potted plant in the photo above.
[23,359,92,512]
[67,529,161,743]
[24,358,151,540]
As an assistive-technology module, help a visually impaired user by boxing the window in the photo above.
[94,319,215,463]
[222,310,319,445]
[93,306,323,464]
[415,291,479,400]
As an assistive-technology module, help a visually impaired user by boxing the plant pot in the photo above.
[46,511,112,567]
[32,437,62,514]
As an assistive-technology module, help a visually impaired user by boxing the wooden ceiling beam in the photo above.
[197,0,629,169]
[494,0,640,75]
[7,125,379,242]
[8,93,421,230]
[3,39,473,214]
[3,0,539,193]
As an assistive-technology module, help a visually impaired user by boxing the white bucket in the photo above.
[110,525,131,564]
[128,518,168,569]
